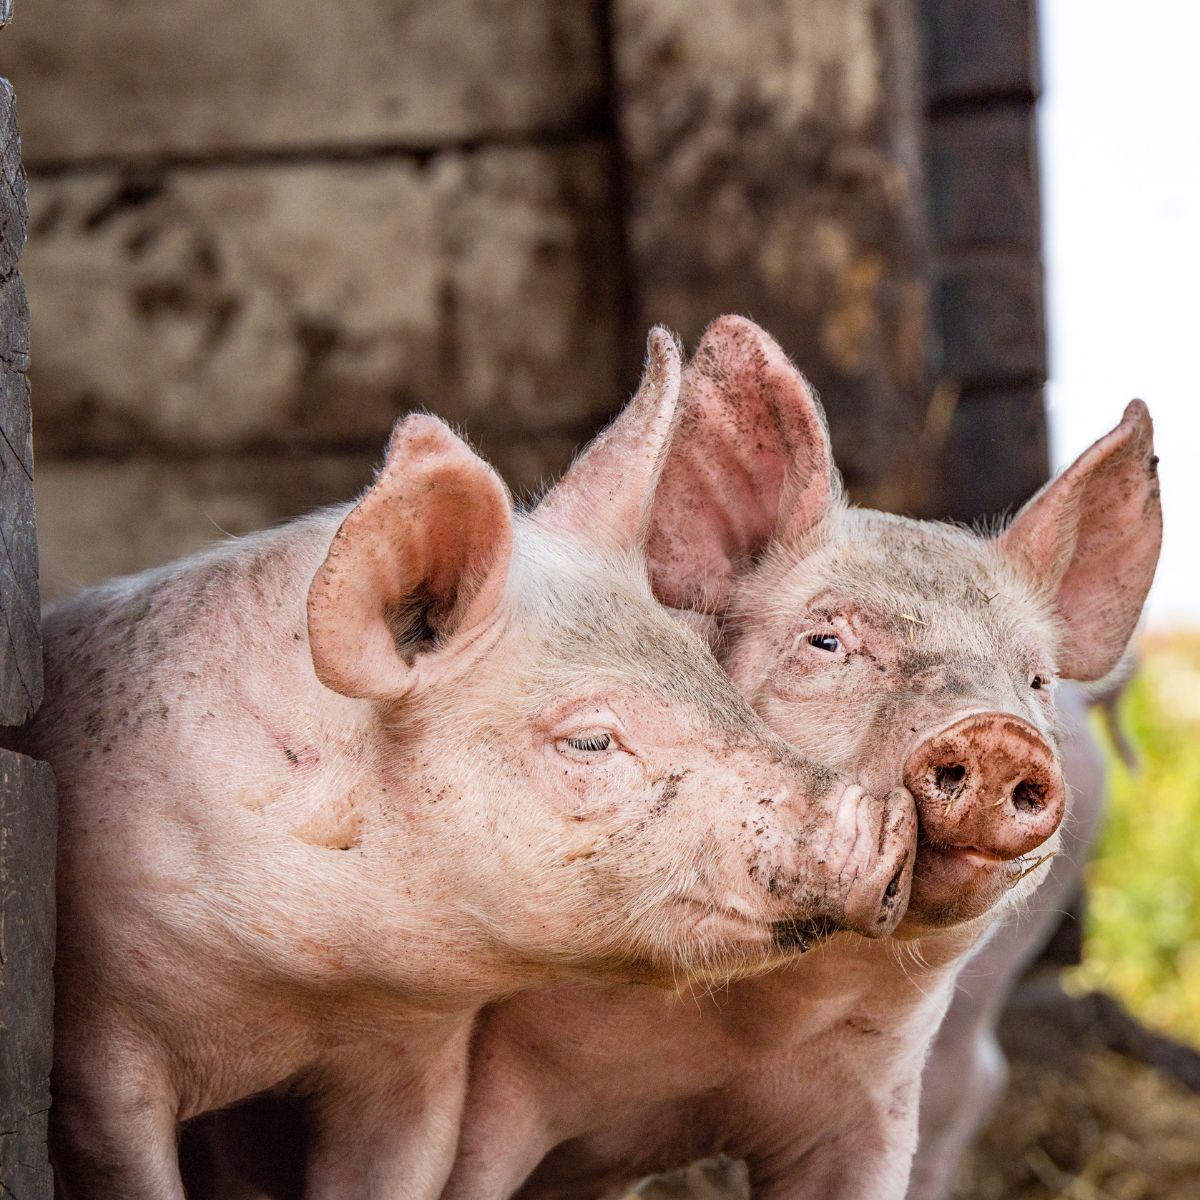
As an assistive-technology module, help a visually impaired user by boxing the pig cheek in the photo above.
[542,749,642,825]
[758,661,870,754]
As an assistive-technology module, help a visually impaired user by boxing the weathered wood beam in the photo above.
[612,0,932,513]
[0,34,56,1197]
[3,0,608,163]
[0,77,39,725]
[919,0,1049,523]
[23,145,624,459]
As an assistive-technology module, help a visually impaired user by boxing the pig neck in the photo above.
[709,920,988,1056]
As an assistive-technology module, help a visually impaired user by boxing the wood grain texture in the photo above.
[23,144,624,460]
[0,76,39,727]
[0,64,56,1200]
[932,255,1046,386]
[0,749,56,1200]
[923,385,1049,523]
[613,0,932,512]
[35,429,585,601]
[1,0,606,162]
[921,0,1039,105]
[928,108,1039,251]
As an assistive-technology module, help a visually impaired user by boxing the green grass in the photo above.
[1070,633,1200,1047]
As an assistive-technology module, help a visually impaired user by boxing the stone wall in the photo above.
[1,1,1044,599]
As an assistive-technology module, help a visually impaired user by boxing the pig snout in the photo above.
[772,783,916,948]
[903,712,1066,860]
[832,783,917,937]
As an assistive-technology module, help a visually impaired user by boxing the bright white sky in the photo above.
[1041,0,1200,629]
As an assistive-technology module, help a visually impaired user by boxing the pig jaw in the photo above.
[722,508,1069,932]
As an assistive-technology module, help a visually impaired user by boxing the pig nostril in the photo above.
[933,764,966,795]
[884,861,905,901]
[1012,779,1044,814]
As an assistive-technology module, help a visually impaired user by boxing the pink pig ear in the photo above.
[996,400,1161,681]
[534,327,682,551]
[307,415,513,700]
[647,315,839,614]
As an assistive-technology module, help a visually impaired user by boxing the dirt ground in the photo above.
[630,1047,1200,1200]
[951,1049,1200,1200]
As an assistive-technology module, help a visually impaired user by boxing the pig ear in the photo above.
[646,315,839,614]
[996,400,1161,681]
[533,327,682,551]
[307,415,513,701]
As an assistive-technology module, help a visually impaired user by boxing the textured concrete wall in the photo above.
[3,1,951,598]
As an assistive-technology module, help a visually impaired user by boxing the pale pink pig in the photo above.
[15,331,916,1200]
[443,316,1162,1200]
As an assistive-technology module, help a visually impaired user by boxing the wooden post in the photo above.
[611,0,932,514]
[919,0,1051,522]
[0,7,58,1194]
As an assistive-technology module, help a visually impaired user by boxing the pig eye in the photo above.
[807,633,842,653]
[1030,674,1049,691]
[560,732,613,754]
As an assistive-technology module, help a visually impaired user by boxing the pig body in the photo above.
[27,333,915,1200]
[443,317,1161,1200]
[38,520,486,1199]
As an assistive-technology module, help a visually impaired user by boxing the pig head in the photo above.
[650,315,1160,932]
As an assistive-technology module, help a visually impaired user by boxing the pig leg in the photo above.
[442,1080,559,1200]
[51,1038,185,1200]
[303,1036,471,1200]
[739,1056,923,1200]
[750,1120,918,1200]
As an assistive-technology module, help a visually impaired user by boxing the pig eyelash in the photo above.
[806,632,842,653]
[561,732,614,753]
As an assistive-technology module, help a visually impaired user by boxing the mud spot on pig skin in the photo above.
[649,772,684,817]
[842,1016,883,1037]
[888,1076,918,1122]
[771,915,837,953]
[290,798,362,852]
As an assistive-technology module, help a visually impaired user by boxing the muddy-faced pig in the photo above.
[443,316,1162,1200]
[21,329,917,1200]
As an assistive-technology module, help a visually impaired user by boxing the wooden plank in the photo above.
[36,430,585,600]
[0,76,39,727]
[0,56,58,1200]
[23,144,624,459]
[613,0,932,512]
[920,385,1049,522]
[932,253,1045,386]
[1,0,606,162]
[921,0,1039,105]
[0,749,56,1200]
[928,107,1039,250]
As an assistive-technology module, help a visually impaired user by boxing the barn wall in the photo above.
[1,1,1045,599]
